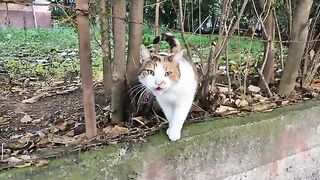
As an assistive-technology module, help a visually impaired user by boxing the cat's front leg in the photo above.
[156,97,173,123]
[166,102,192,141]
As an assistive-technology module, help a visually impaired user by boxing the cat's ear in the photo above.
[171,50,185,64]
[140,44,151,63]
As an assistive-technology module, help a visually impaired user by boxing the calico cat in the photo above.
[138,33,198,141]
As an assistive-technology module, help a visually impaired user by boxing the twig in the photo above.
[152,108,167,122]
[4,3,9,27]
[273,9,284,69]
[144,0,167,7]
[192,102,206,112]
[213,0,249,65]
[1,143,4,161]
[175,0,192,60]
[225,43,232,100]
[259,41,273,97]
[285,0,292,35]
[190,45,206,74]
[251,0,273,97]
[186,15,210,41]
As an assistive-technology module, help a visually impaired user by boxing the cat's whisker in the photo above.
[136,89,147,110]
[132,86,146,101]
[128,85,144,97]
[130,86,144,98]
[125,84,144,96]
[127,84,143,93]
[128,83,143,92]
[137,89,146,103]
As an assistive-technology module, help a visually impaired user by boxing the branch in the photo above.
[175,0,193,60]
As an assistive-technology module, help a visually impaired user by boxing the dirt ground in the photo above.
[0,75,169,170]
[0,88,83,139]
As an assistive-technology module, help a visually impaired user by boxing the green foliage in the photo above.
[1,27,266,81]
[0,28,102,80]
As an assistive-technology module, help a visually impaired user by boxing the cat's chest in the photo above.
[156,91,179,104]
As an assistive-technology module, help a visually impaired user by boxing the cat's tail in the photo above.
[153,33,181,53]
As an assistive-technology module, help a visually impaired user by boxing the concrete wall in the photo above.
[1,100,320,180]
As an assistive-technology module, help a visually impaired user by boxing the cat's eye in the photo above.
[165,71,172,76]
[145,69,154,75]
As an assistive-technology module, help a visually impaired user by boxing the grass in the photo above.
[0,27,266,81]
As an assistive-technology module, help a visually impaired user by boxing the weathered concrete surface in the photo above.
[226,146,320,180]
[1,100,320,180]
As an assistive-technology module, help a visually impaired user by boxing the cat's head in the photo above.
[138,44,184,96]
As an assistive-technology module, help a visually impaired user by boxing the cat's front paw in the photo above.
[166,128,181,141]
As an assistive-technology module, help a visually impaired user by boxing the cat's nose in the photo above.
[155,80,164,86]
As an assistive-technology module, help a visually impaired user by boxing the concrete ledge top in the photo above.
[2,99,320,180]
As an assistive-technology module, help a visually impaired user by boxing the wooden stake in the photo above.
[76,0,97,138]
[155,0,160,53]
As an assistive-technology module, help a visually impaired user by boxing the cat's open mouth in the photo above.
[155,87,163,91]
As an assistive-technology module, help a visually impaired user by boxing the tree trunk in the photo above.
[191,1,194,32]
[155,0,160,53]
[99,0,112,98]
[76,0,97,138]
[278,0,313,96]
[126,0,144,87]
[259,1,275,87]
[198,0,201,34]
[111,0,126,124]
[285,0,293,35]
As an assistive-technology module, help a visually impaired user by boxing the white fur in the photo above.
[139,45,197,141]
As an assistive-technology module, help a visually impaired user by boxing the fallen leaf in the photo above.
[103,125,129,137]
[11,86,23,93]
[235,99,249,107]
[14,162,32,168]
[253,94,268,102]
[212,91,227,105]
[9,134,23,139]
[0,148,11,155]
[51,135,83,145]
[2,157,22,164]
[20,114,32,123]
[248,85,261,93]
[54,121,67,131]
[23,78,30,87]
[217,86,232,93]
[51,80,65,87]
[281,100,290,106]
[214,105,239,116]
[21,92,48,104]
[0,117,10,124]
[6,136,31,150]
[19,155,32,160]
[32,118,42,124]
[56,86,78,95]
[35,159,49,167]
[252,102,276,112]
